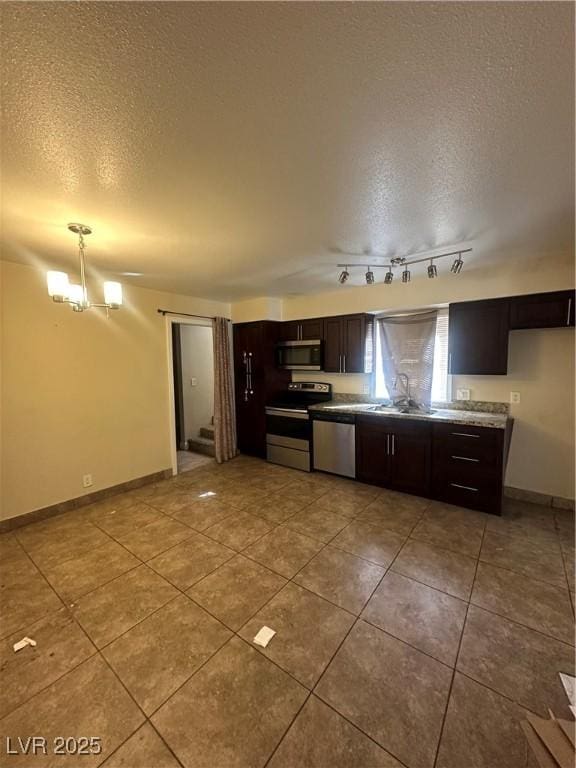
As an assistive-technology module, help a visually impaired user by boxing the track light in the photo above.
[427,260,437,279]
[338,268,350,284]
[365,268,375,285]
[401,268,411,283]
[384,269,393,285]
[451,253,464,273]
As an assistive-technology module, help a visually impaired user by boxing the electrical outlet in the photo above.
[82,474,93,488]
[456,388,471,401]
[510,391,521,404]
[190,378,198,387]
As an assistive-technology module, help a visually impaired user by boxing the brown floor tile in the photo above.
[15,515,112,570]
[411,515,483,558]
[243,526,322,578]
[41,539,140,602]
[268,695,403,768]
[103,595,231,715]
[280,480,328,504]
[102,724,181,767]
[331,520,406,567]
[168,498,237,531]
[244,494,306,524]
[0,608,95,718]
[217,485,272,510]
[458,604,575,718]
[425,501,488,531]
[362,571,467,666]
[316,620,452,768]
[310,491,371,518]
[562,543,575,590]
[285,507,349,543]
[187,555,286,630]
[147,533,235,590]
[87,502,167,538]
[486,501,560,551]
[114,516,195,560]
[294,546,384,614]
[471,562,574,645]
[436,672,532,768]
[357,492,428,535]
[72,565,179,648]
[480,529,567,588]
[392,539,477,600]
[152,637,307,768]
[0,555,63,639]
[239,582,354,687]
[0,655,144,767]
[204,511,273,551]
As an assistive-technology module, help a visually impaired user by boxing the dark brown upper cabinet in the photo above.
[277,318,324,342]
[323,314,373,373]
[509,290,575,330]
[449,298,510,375]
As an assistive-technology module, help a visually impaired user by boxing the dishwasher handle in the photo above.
[311,412,356,425]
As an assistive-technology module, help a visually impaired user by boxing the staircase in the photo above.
[188,419,216,457]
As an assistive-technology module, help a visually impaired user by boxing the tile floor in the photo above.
[1,455,574,767]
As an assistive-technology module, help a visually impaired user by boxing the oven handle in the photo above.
[265,407,310,420]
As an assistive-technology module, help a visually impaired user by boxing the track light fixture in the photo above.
[451,253,464,273]
[335,247,471,285]
[338,267,350,284]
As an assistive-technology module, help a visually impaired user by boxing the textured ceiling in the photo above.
[1,2,573,300]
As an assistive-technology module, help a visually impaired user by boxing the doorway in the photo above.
[168,318,216,475]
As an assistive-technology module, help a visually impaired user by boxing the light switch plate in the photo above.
[456,388,470,401]
[510,391,521,404]
[82,474,93,488]
[191,378,198,387]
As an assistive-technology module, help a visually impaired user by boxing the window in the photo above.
[374,308,450,402]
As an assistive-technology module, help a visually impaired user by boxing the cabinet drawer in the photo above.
[433,423,503,466]
[433,476,502,514]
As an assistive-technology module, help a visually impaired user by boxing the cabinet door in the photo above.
[509,291,575,329]
[300,318,324,340]
[386,420,432,496]
[356,417,391,486]
[342,315,367,373]
[277,321,300,341]
[323,317,343,372]
[449,299,510,375]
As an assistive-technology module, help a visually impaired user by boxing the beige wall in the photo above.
[232,255,575,500]
[1,261,229,521]
[180,324,214,444]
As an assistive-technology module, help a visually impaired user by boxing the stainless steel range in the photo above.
[265,382,332,471]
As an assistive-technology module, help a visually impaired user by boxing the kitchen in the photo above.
[234,289,575,516]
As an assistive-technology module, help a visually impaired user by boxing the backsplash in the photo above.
[328,391,509,414]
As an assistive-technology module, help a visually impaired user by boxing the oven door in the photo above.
[265,407,311,471]
[276,341,323,370]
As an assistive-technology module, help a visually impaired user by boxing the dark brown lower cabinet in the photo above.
[356,416,431,496]
[431,421,513,515]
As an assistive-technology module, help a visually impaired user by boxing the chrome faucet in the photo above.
[393,373,411,406]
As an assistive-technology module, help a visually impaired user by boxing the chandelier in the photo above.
[46,224,123,313]
[337,248,472,285]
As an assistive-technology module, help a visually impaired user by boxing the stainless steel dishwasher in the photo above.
[312,412,356,478]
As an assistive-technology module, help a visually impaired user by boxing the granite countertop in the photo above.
[308,401,511,429]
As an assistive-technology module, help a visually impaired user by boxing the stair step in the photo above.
[199,425,215,440]
[188,436,216,457]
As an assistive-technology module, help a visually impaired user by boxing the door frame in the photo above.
[165,314,213,476]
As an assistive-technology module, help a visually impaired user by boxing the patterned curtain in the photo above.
[377,310,438,407]
[212,317,238,463]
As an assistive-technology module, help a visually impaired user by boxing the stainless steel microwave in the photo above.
[276,340,323,370]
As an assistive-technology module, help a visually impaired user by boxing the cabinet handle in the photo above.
[339,354,342,373]
[568,298,572,327]
[448,352,452,374]
[451,455,480,462]
[243,351,249,401]
[451,432,480,438]
[248,353,254,395]
[386,434,390,455]
[391,434,396,456]
[450,482,479,492]
[343,354,346,373]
